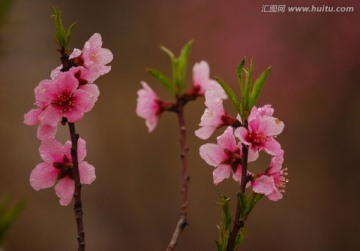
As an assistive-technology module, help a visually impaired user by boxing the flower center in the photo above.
[53,154,74,180]
[54,92,75,113]
[222,147,242,172]
[248,132,267,148]
[90,52,97,62]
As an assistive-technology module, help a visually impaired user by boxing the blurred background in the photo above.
[0,0,360,250]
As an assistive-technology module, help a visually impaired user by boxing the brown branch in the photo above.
[226,122,249,251]
[166,104,190,251]
[68,122,85,251]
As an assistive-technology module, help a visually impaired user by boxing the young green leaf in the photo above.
[160,45,175,60]
[0,195,25,246]
[244,191,263,217]
[235,226,247,249]
[159,45,179,93]
[237,58,246,93]
[248,66,272,109]
[243,58,254,112]
[176,40,193,94]
[221,195,232,229]
[215,77,241,114]
[146,68,175,95]
[52,7,76,50]
[238,192,248,220]
[66,22,77,45]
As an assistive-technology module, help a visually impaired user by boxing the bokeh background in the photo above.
[1,0,360,250]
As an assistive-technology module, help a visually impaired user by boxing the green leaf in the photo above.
[215,195,234,251]
[52,7,76,50]
[66,22,77,44]
[238,192,247,220]
[0,195,25,246]
[244,191,263,216]
[215,77,241,114]
[216,240,222,251]
[237,58,246,93]
[146,68,175,95]
[248,66,272,109]
[221,195,232,229]
[160,45,178,92]
[160,45,175,60]
[243,58,254,112]
[235,226,247,249]
[176,40,193,94]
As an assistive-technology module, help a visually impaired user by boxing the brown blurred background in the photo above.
[0,0,360,250]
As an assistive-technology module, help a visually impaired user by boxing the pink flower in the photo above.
[136,81,162,132]
[72,33,113,77]
[51,64,99,83]
[24,70,99,139]
[192,61,227,99]
[235,105,284,158]
[199,127,255,185]
[29,138,96,206]
[195,90,227,139]
[251,152,287,201]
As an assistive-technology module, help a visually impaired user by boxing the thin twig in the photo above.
[226,122,249,251]
[166,104,190,251]
[68,122,85,251]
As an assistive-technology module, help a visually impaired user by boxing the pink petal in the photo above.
[199,143,226,167]
[263,138,282,156]
[136,82,160,132]
[78,84,100,112]
[207,80,227,100]
[217,127,236,150]
[257,104,274,116]
[56,71,79,93]
[37,123,57,140]
[39,106,62,127]
[50,65,62,80]
[234,127,250,145]
[63,140,73,161]
[247,106,259,122]
[96,48,113,65]
[247,147,259,162]
[213,164,231,185]
[79,161,96,184]
[34,79,56,107]
[86,33,103,49]
[258,116,284,136]
[267,190,283,201]
[252,175,275,195]
[39,139,65,163]
[192,61,210,94]
[69,48,82,59]
[198,108,222,127]
[30,163,59,190]
[77,138,87,162]
[204,90,225,113]
[232,165,242,183]
[195,126,216,140]
[64,106,85,123]
[145,115,159,133]
[55,177,75,206]
[24,108,41,125]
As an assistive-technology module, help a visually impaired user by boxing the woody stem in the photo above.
[226,122,249,251]
[68,122,85,251]
[166,104,190,251]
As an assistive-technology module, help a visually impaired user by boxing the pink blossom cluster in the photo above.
[136,61,226,132]
[24,33,113,205]
[197,90,287,201]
